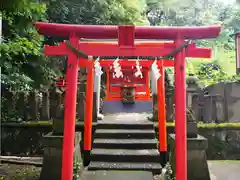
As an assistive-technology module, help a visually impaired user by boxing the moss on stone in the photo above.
[197,123,240,129]
[23,121,53,126]
[165,122,240,129]
[3,121,240,130]
[208,160,240,162]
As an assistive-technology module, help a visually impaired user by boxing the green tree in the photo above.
[46,0,147,26]
[1,0,59,92]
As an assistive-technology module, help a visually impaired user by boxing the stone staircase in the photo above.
[88,116,162,174]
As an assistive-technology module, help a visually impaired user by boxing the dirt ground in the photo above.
[0,164,41,180]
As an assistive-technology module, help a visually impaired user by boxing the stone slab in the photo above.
[103,100,152,114]
[101,113,151,124]
[208,161,240,180]
[169,134,208,150]
[205,82,240,123]
[82,170,154,180]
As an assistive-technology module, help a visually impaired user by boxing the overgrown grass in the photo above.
[0,165,41,180]
[2,120,94,128]
[208,160,240,162]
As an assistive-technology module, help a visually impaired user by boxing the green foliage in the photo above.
[146,0,240,86]
[73,160,81,180]
[165,163,175,180]
[196,62,229,85]
[1,0,59,92]
[46,0,147,26]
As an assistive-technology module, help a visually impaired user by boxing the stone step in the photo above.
[81,170,154,180]
[91,148,160,162]
[97,122,154,130]
[93,139,158,149]
[88,161,162,174]
[94,129,155,139]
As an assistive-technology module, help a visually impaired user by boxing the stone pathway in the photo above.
[102,113,151,124]
[208,161,240,180]
[82,170,154,180]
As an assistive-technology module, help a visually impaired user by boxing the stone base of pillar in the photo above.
[169,134,210,180]
[152,94,158,121]
[40,132,82,180]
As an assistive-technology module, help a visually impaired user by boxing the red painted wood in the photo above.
[44,43,67,56]
[106,67,150,101]
[174,37,187,180]
[36,22,220,180]
[118,26,135,47]
[36,22,221,40]
[78,43,211,58]
[84,63,94,150]
[61,35,79,180]
[158,61,167,152]
[105,94,151,101]
[44,41,212,59]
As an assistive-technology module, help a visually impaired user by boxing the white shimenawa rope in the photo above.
[113,57,123,78]
[151,59,161,80]
[94,57,103,76]
[134,58,143,79]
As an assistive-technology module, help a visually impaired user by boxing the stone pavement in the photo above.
[208,161,240,180]
[81,170,154,180]
[101,113,151,124]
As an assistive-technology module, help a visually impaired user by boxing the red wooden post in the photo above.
[105,67,110,99]
[174,37,187,180]
[61,34,79,180]
[84,62,94,150]
[157,60,167,152]
[145,68,151,98]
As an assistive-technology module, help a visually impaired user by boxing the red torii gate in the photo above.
[35,22,221,180]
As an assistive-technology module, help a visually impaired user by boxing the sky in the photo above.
[216,0,236,4]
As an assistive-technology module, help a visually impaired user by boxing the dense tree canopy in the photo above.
[1,0,148,92]
[1,0,240,92]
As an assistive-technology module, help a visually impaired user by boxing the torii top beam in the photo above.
[35,22,221,40]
